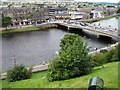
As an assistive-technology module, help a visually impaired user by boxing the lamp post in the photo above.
[13,55,16,67]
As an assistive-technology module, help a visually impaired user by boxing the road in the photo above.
[58,22,119,39]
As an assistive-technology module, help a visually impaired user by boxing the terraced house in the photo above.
[1,6,49,26]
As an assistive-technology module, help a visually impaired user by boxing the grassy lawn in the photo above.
[1,62,118,88]
[0,26,48,34]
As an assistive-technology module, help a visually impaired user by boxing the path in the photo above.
[0,64,49,80]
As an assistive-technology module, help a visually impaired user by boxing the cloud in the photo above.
[75,0,119,3]
[1,0,119,3]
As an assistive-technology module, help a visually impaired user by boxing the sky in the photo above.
[1,0,119,3]
[75,0,119,3]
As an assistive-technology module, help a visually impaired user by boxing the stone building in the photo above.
[1,7,49,26]
[48,6,70,19]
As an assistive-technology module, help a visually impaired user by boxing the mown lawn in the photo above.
[2,62,119,88]
[0,26,48,34]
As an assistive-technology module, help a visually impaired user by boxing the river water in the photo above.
[1,17,119,71]
[92,16,119,30]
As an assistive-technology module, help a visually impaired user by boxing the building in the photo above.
[1,7,49,26]
[47,6,70,19]
[90,10,104,19]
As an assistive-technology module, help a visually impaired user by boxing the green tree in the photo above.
[47,33,93,81]
[107,5,115,8]
[92,43,120,67]
[78,5,82,8]
[2,16,12,30]
[117,9,120,13]
[112,43,120,60]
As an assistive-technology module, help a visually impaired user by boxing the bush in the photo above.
[47,33,93,81]
[117,9,120,13]
[6,64,32,82]
[113,43,120,60]
[92,53,107,67]
[93,43,120,67]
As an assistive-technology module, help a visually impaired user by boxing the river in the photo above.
[1,17,119,71]
[92,16,119,30]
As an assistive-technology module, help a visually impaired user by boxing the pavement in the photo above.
[88,42,118,55]
[0,64,49,80]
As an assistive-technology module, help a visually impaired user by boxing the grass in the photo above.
[85,15,120,23]
[1,61,119,88]
[0,26,48,34]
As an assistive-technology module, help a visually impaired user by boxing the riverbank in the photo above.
[1,42,118,80]
[0,14,119,34]
[1,62,118,88]
[84,14,120,23]
[0,26,49,34]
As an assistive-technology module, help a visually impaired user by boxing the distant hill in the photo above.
[95,2,119,5]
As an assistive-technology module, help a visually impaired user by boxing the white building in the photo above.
[91,10,104,19]
[69,11,84,20]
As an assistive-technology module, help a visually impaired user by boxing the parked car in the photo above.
[100,49,108,53]
[79,22,85,26]
[67,22,72,24]
[83,22,88,26]
[79,22,88,26]
[63,20,69,23]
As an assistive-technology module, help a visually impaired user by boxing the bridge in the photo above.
[47,20,120,40]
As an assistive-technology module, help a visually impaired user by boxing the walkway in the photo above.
[88,42,119,55]
[0,64,49,80]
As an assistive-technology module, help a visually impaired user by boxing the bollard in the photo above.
[88,77,104,90]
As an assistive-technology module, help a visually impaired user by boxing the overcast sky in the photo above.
[1,0,120,3]
[75,0,119,3]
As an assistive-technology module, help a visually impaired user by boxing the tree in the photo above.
[92,43,120,67]
[112,43,120,60]
[78,5,82,8]
[107,5,115,8]
[2,16,12,30]
[47,33,93,81]
[117,9,120,13]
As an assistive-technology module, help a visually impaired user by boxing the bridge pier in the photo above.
[68,28,83,35]
[57,24,68,31]
[68,27,70,31]
[98,35,112,40]
[96,34,99,38]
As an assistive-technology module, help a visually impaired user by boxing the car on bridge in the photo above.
[79,22,85,26]
[79,22,88,26]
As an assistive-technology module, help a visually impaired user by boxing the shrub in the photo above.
[47,33,93,81]
[6,64,32,82]
[92,53,107,67]
[92,43,120,67]
[117,9,120,13]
